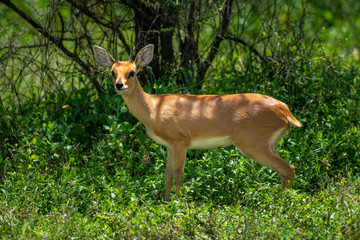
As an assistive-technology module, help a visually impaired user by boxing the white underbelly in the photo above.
[189,136,233,149]
[148,131,233,150]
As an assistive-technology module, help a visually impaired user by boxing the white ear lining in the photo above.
[93,45,114,68]
[135,44,154,71]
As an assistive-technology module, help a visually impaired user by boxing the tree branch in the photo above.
[206,0,234,64]
[223,35,268,62]
[67,0,130,53]
[0,0,103,93]
[196,0,234,87]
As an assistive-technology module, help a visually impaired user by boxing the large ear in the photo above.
[134,44,154,73]
[93,45,115,68]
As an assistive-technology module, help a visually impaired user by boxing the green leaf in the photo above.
[121,106,128,113]
[38,0,48,8]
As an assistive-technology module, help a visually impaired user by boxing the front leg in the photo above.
[165,148,174,201]
[164,144,187,201]
[172,144,187,198]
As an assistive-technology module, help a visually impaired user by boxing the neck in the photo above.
[121,80,152,126]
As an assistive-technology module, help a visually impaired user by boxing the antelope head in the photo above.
[93,40,154,95]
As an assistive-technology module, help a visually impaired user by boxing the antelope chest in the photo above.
[148,132,171,148]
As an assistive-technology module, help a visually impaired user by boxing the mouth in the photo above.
[115,87,128,93]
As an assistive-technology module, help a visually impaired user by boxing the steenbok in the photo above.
[93,41,301,201]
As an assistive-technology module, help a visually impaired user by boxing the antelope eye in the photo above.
[111,70,116,79]
[128,70,135,78]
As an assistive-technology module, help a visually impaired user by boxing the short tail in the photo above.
[287,114,302,127]
[278,101,302,127]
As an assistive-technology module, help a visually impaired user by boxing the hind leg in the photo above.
[269,127,288,157]
[234,142,295,189]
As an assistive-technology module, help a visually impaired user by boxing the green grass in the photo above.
[1,174,359,239]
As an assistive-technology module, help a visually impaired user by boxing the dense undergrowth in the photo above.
[1,48,360,238]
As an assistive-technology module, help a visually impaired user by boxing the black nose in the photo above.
[115,82,123,90]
